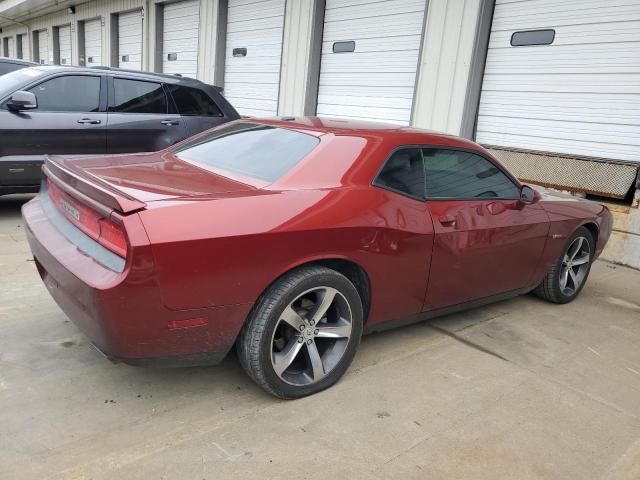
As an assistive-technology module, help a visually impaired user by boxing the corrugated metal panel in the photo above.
[224,0,286,117]
[476,0,640,163]
[162,0,200,78]
[118,9,143,70]
[412,0,482,134]
[316,0,427,125]
[57,25,72,64]
[84,18,103,65]
[37,29,49,64]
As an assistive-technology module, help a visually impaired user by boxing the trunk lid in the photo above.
[45,150,260,213]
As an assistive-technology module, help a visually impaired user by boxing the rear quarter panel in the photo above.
[139,186,435,326]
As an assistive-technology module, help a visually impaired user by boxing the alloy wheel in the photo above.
[270,286,353,386]
[559,236,591,296]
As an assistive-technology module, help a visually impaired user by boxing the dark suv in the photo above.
[0,66,240,195]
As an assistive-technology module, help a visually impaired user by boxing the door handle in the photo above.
[161,119,179,126]
[77,118,101,124]
[439,214,456,226]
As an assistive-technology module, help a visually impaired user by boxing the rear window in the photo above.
[173,123,319,182]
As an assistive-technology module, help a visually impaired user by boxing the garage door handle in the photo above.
[161,120,179,126]
[77,118,101,125]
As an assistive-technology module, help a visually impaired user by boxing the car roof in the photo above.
[17,64,209,86]
[244,116,482,150]
[0,57,37,66]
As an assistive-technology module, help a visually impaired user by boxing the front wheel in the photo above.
[534,226,595,304]
[237,266,363,399]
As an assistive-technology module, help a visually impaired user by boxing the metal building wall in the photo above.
[411,0,484,135]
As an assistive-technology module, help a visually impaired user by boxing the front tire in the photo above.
[534,226,595,304]
[237,266,363,399]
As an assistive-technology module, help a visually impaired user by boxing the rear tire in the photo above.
[534,226,595,304]
[237,266,363,399]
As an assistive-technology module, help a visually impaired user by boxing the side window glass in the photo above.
[167,85,223,116]
[111,79,167,114]
[374,148,425,199]
[423,149,519,199]
[28,75,100,112]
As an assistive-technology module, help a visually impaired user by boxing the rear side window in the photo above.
[28,75,100,112]
[374,148,425,199]
[173,123,319,182]
[167,85,222,116]
[423,149,519,199]
[111,78,167,114]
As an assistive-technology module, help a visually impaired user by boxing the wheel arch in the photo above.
[251,256,372,326]
[581,221,599,245]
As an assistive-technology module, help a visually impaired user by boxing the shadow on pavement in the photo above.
[0,194,35,220]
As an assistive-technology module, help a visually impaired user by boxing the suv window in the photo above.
[173,123,319,182]
[111,78,167,114]
[28,75,100,112]
[167,85,222,116]
[0,63,23,76]
[423,149,519,199]
[374,148,425,199]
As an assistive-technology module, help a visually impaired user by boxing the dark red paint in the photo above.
[22,118,612,364]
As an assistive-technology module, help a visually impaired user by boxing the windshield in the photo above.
[173,123,320,182]
[0,67,46,100]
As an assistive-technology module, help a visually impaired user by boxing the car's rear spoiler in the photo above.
[43,155,146,214]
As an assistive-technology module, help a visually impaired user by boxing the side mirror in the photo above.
[520,185,536,204]
[6,91,37,112]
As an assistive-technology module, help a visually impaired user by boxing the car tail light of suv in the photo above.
[47,179,128,258]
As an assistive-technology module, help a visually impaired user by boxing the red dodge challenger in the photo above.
[23,118,612,398]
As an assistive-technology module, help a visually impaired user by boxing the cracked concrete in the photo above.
[1,194,639,480]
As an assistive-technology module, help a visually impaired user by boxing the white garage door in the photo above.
[476,0,640,163]
[37,30,49,64]
[119,10,143,70]
[57,25,72,65]
[317,0,427,125]
[84,18,103,66]
[224,0,285,116]
[162,0,200,78]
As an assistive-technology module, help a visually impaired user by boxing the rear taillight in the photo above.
[47,180,128,259]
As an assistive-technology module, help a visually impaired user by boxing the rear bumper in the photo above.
[22,194,252,366]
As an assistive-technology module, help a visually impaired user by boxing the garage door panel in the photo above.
[319,52,421,73]
[481,73,639,94]
[38,30,49,64]
[317,0,426,124]
[57,25,72,65]
[490,0,640,31]
[84,19,102,66]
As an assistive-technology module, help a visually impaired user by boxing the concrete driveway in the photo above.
[1,194,639,480]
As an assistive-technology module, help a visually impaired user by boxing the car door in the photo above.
[0,73,106,188]
[422,147,549,311]
[165,84,229,137]
[106,77,188,153]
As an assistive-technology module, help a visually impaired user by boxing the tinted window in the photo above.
[0,63,23,76]
[111,79,167,114]
[28,75,100,112]
[173,123,319,182]
[0,67,45,99]
[374,148,425,199]
[167,85,222,116]
[511,29,555,46]
[423,149,519,199]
